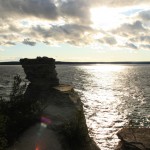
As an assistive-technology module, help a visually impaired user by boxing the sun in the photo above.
[90,7,123,30]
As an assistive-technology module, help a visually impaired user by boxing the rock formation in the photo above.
[8,57,100,150]
[20,57,59,86]
[115,128,150,150]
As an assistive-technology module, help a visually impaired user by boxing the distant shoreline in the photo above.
[0,61,150,65]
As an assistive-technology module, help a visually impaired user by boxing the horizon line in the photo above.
[0,61,150,65]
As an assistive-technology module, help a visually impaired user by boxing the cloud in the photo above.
[126,43,138,49]
[98,36,117,45]
[0,0,58,20]
[0,0,149,51]
[58,0,150,25]
[140,44,150,50]
[103,36,117,45]
[139,36,150,44]
[5,42,16,46]
[113,21,146,37]
[23,38,36,46]
[0,19,98,46]
[59,0,91,24]
[0,33,22,46]
[130,36,150,44]
[139,10,150,21]
[30,24,96,45]
[110,17,150,50]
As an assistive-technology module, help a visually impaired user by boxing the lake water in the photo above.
[0,64,150,150]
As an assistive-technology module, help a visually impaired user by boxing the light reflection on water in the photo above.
[76,65,128,149]
[0,64,150,150]
[57,64,150,149]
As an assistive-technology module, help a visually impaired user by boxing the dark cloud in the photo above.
[59,0,91,23]
[23,38,36,46]
[58,0,150,24]
[140,36,150,42]
[0,0,149,50]
[126,43,138,49]
[5,42,16,46]
[98,36,117,45]
[103,36,117,45]
[111,20,150,50]
[0,0,58,20]
[113,21,146,36]
[32,25,52,38]
[57,24,94,36]
[8,24,22,33]
[0,33,21,46]
[130,36,150,44]
[140,44,150,49]
[0,21,97,46]
[139,10,150,21]
[31,24,95,45]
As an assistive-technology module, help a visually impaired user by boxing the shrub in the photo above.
[0,114,8,150]
[0,75,42,148]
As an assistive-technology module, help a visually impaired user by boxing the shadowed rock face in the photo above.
[9,57,101,150]
[116,128,150,150]
[20,57,59,86]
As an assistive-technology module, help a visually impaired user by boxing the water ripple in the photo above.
[1,64,150,150]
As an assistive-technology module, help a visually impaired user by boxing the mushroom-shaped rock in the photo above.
[20,57,59,86]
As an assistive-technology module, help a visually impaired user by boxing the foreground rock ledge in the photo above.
[8,85,100,150]
[116,128,150,150]
[8,57,100,150]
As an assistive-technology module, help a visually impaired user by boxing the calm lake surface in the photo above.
[0,64,150,150]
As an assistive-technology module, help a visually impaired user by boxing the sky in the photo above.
[0,0,150,62]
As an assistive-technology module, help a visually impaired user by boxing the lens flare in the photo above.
[35,146,39,150]
[40,116,52,125]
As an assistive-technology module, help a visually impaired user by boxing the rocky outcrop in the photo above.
[20,57,59,86]
[116,128,150,150]
[8,57,100,150]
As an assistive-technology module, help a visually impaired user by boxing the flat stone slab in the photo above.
[116,128,150,150]
[53,84,73,93]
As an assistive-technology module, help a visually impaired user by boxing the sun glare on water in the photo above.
[92,65,127,72]
[90,7,124,30]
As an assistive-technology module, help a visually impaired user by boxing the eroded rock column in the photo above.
[20,57,59,86]
[8,57,101,150]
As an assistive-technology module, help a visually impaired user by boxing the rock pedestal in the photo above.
[8,57,100,150]
[20,57,59,86]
